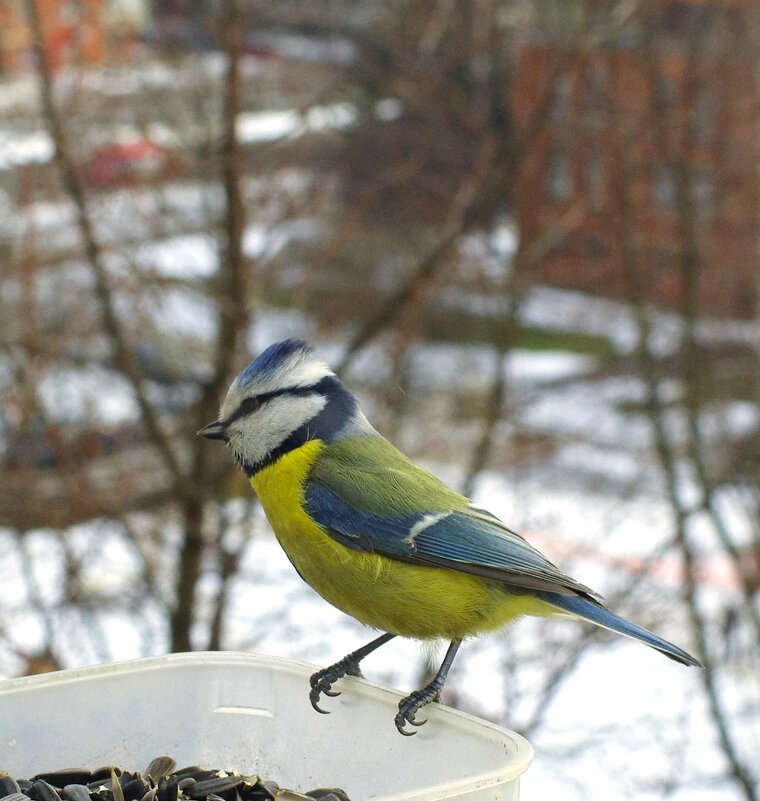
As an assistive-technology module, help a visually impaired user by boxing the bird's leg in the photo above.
[310,632,396,713]
[395,639,462,736]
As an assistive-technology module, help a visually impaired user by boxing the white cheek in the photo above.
[230,394,327,466]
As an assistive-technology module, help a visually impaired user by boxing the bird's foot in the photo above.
[308,633,396,716]
[309,655,363,713]
[394,685,441,736]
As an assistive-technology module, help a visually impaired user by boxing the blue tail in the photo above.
[539,592,702,667]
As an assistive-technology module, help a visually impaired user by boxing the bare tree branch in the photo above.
[24,0,188,494]
[336,134,499,374]
[617,74,757,796]
[169,0,250,651]
[644,4,760,644]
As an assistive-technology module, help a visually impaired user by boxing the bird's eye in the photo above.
[238,396,261,416]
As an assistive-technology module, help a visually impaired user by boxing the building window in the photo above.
[546,149,574,201]
[653,74,677,113]
[691,168,716,218]
[649,246,678,271]
[662,2,715,39]
[583,150,605,210]
[652,162,677,208]
[549,75,573,122]
[585,62,610,118]
[583,233,608,259]
[691,82,717,144]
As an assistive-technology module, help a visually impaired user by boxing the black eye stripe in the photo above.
[238,397,261,415]
[227,379,330,424]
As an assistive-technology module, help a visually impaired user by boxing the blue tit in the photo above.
[199,339,701,735]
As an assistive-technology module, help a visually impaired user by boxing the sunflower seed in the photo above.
[0,776,21,797]
[0,757,353,801]
[156,777,178,801]
[305,791,351,801]
[33,773,91,789]
[167,770,201,782]
[120,776,149,801]
[89,771,121,784]
[0,793,27,801]
[186,777,242,799]
[144,760,175,784]
[254,781,278,801]
[31,781,62,801]
[109,771,123,801]
[62,785,92,801]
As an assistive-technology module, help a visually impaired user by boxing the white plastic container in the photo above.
[0,652,532,801]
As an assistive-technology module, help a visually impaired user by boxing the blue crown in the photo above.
[237,339,313,387]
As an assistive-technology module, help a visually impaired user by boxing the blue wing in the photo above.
[304,480,598,597]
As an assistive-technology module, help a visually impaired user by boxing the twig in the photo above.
[24,0,187,494]
[169,0,249,651]
[336,135,499,374]
[617,71,757,798]
[644,3,760,643]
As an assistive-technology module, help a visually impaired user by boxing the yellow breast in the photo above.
[251,440,550,639]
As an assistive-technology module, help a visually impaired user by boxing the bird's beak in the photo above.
[197,420,228,441]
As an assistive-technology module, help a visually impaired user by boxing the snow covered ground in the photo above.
[1,186,757,796]
[1,58,757,801]
[2,324,757,799]
[3,461,753,800]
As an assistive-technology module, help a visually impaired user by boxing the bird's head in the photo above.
[198,339,368,473]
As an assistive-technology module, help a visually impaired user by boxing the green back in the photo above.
[311,435,468,516]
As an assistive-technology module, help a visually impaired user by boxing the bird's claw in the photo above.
[395,714,428,736]
[395,690,434,735]
[309,656,362,713]
[309,676,338,713]
[310,695,330,714]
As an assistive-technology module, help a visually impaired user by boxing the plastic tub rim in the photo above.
[0,651,533,801]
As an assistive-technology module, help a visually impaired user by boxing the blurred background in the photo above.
[0,1,758,798]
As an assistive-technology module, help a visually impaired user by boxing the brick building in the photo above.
[512,0,759,319]
[0,0,106,73]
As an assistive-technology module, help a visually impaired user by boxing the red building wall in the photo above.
[512,2,759,319]
[0,0,105,73]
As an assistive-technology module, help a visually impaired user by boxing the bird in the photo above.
[198,338,702,735]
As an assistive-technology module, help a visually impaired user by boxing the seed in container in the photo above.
[0,759,351,801]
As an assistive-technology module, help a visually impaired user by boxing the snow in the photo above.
[236,102,357,144]
[67,54,264,97]
[0,130,54,170]
[236,109,301,143]
[304,102,357,131]
[509,349,597,381]
[0,407,756,800]
[374,98,404,122]
[37,365,140,424]
[0,66,757,795]
[517,377,653,448]
[396,342,595,396]
[0,70,356,169]
[135,233,219,278]
[147,286,217,340]
[0,75,37,113]
[203,489,754,801]
[518,285,760,357]
[245,32,356,65]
